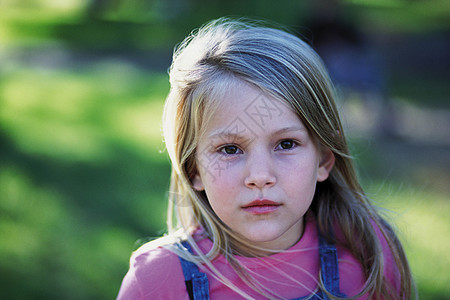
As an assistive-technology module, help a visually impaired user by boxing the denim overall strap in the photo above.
[178,241,210,300]
[318,234,346,298]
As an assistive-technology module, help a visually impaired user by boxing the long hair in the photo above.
[161,18,414,299]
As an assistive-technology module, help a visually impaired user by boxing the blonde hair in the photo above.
[161,18,415,299]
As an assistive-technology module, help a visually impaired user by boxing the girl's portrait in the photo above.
[117,18,415,299]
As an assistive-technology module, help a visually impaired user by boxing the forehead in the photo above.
[201,79,305,139]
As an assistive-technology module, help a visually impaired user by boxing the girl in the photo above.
[117,18,415,299]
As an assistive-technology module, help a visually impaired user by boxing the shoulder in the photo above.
[131,238,182,276]
[117,237,189,300]
[334,217,401,297]
[370,218,402,292]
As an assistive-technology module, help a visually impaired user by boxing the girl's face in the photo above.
[193,80,335,252]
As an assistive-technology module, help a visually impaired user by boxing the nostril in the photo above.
[244,174,276,189]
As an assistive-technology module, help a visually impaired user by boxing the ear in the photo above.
[317,147,335,182]
[192,173,205,191]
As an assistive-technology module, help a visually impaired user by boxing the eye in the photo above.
[220,145,241,155]
[276,140,297,150]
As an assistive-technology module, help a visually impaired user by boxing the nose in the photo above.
[244,150,276,189]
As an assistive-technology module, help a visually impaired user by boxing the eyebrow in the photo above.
[207,126,307,140]
[207,131,247,140]
[271,126,307,136]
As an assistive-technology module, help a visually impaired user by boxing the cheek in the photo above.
[204,186,235,225]
[282,152,319,172]
[200,155,242,184]
[282,160,319,193]
[203,174,243,227]
[211,183,237,202]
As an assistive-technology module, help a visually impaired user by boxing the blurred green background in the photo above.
[0,0,449,299]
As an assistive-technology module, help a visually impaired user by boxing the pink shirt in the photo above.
[117,214,400,299]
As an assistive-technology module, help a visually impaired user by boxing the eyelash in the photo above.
[275,139,299,151]
[218,144,242,156]
[217,139,299,156]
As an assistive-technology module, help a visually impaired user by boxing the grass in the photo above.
[1,63,448,299]
[0,64,170,299]
[367,183,450,299]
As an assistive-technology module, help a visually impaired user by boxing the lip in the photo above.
[241,199,281,215]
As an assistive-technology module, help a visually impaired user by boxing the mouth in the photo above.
[241,199,281,215]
